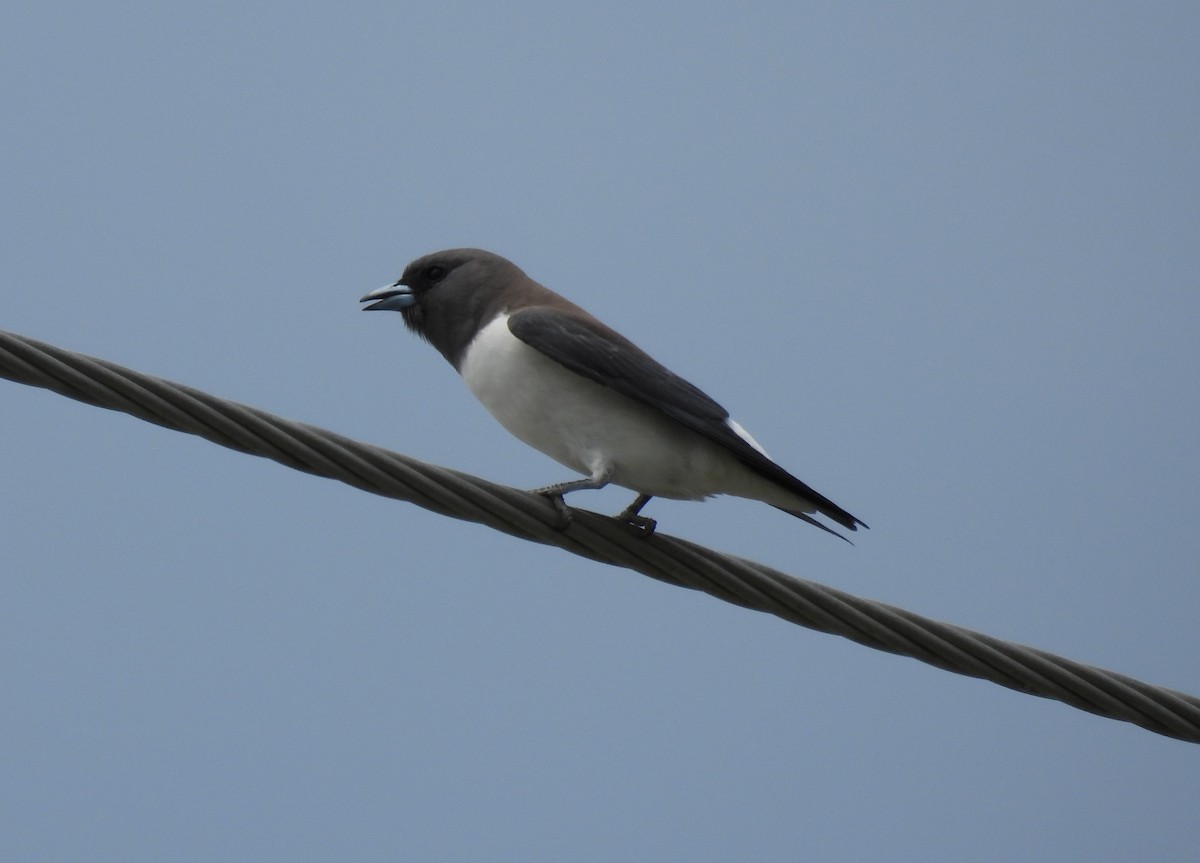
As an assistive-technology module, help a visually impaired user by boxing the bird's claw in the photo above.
[536,491,574,531]
[616,510,656,537]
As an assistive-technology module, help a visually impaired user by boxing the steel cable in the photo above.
[3,327,1198,743]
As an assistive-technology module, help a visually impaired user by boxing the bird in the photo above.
[360,248,866,540]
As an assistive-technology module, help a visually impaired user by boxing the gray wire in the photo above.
[3,327,1198,744]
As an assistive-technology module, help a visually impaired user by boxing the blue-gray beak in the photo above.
[360,282,415,312]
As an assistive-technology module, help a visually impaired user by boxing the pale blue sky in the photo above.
[3,2,1198,860]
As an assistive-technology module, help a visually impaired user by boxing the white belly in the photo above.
[458,315,796,505]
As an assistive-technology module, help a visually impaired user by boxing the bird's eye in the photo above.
[427,265,447,283]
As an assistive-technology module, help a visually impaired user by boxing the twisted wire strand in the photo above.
[3,327,1198,744]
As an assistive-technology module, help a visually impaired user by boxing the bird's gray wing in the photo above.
[507,307,864,531]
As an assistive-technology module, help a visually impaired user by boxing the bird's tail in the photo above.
[773,506,856,544]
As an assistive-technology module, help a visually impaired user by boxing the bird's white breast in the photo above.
[458,314,799,505]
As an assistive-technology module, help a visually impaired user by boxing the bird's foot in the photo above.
[615,493,656,537]
[533,489,574,531]
[620,512,657,537]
